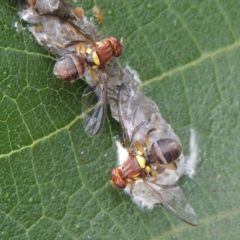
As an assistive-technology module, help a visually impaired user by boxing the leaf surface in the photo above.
[0,0,240,239]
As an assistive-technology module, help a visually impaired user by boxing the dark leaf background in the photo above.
[0,0,240,239]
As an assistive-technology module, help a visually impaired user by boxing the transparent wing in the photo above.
[143,181,199,226]
[81,78,107,137]
[118,84,146,145]
[41,14,95,44]
[65,19,96,45]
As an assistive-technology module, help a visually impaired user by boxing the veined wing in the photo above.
[143,181,199,226]
[81,78,107,137]
[118,84,146,146]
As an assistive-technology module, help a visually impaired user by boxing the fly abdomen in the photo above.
[150,138,182,165]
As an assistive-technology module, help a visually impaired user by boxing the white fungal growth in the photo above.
[14,21,25,33]
[28,26,47,46]
[125,65,142,84]
[185,128,199,178]
[115,140,128,165]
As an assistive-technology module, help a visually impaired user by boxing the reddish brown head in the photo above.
[111,168,127,189]
[111,154,148,189]
[107,36,122,57]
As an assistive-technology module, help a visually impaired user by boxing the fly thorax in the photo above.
[136,155,146,169]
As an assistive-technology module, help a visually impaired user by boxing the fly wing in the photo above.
[118,84,146,146]
[65,19,96,45]
[144,181,199,226]
[81,78,107,137]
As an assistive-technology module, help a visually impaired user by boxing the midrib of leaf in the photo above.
[1,0,240,239]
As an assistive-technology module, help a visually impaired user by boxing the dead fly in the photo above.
[111,84,198,226]
[52,18,122,83]
[34,12,122,137]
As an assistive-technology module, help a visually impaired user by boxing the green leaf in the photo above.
[1,0,240,239]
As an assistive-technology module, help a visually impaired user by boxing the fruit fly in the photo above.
[111,84,198,226]
[53,18,122,82]
[45,14,122,137]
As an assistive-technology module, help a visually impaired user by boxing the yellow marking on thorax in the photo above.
[136,155,146,169]
[92,52,100,66]
[86,47,100,67]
